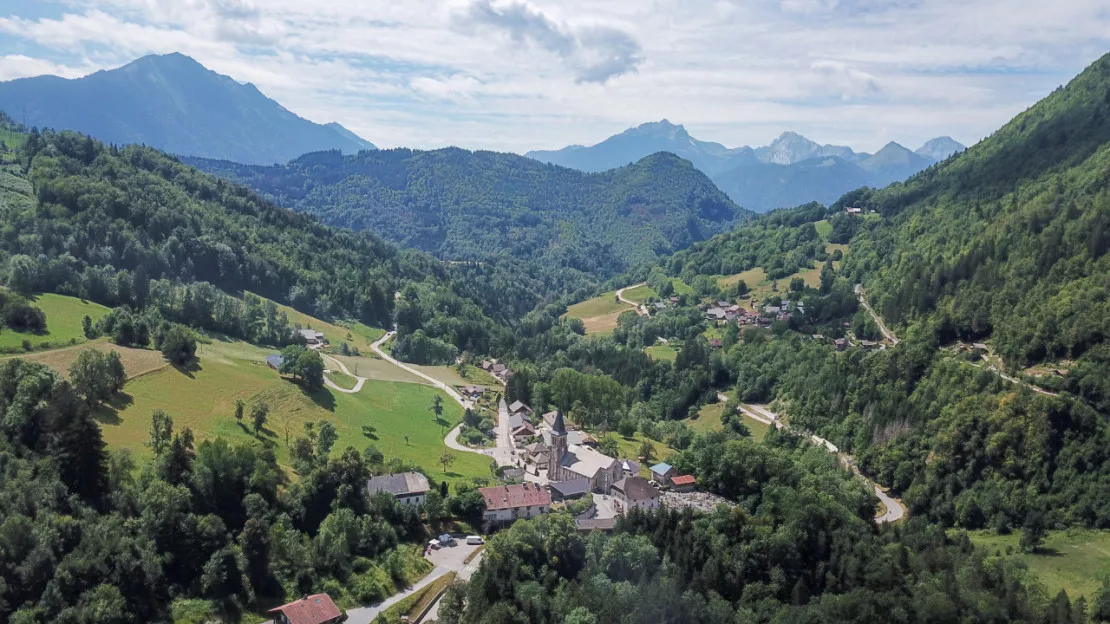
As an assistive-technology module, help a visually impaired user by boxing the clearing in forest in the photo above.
[0,293,111,354]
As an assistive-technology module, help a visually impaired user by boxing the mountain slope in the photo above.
[187,148,749,274]
[843,51,1110,408]
[525,120,752,176]
[915,136,965,161]
[527,122,964,212]
[711,156,871,212]
[0,53,375,165]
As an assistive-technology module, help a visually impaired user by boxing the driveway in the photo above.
[344,541,484,624]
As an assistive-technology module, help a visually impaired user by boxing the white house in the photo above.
[366,472,430,506]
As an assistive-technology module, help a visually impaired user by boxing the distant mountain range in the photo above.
[525,121,965,212]
[0,53,376,165]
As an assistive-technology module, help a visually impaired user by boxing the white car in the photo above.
[466,535,484,545]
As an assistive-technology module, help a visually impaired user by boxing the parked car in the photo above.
[438,533,455,545]
[466,535,484,545]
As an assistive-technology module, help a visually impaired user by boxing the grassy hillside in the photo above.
[0,293,110,353]
[562,290,635,334]
[967,529,1110,600]
[96,338,488,483]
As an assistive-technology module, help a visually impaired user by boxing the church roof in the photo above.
[552,411,567,435]
[558,444,618,480]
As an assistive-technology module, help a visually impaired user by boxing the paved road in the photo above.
[854,284,899,345]
[736,402,907,524]
[345,542,484,624]
[616,283,648,316]
[321,354,367,394]
[371,332,473,410]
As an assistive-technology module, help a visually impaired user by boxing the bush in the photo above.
[159,324,197,365]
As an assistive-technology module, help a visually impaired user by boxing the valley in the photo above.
[0,32,1109,624]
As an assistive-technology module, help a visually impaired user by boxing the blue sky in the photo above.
[1,0,1108,154]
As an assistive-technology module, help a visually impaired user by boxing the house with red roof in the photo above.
[671,474,697,492]
[480,482,551,528]
[267,593,343,624]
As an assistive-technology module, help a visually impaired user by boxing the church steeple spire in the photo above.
[552,410,567,436]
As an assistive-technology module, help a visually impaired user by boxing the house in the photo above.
[267,594,343,624]
[716,300,730,308]
[834,338,848,351]
[763,305,781,315]
[706,308,726,321]
[508,412,525,431]
[620,459,641,479]
[266,354,284,370]
[366,472,430,506]
[649,462,676,485]
[512,421,537,444]
[669,296,680,304]
[508,400,532,417]
[846,207,863,214]
[550,478,591,501]
[481,360,493,370]
[480,483,551,527]
[652,302,666,311]
[709,338,723,349]
[671,475,697,492]
[611,476,660,511]
[296,328,325,345]
[500,467,525,481]
[491,363,507,375]
[972,342,989,351]
[547,412,622,492]
[461,385,485,398]
[860,340,878,350]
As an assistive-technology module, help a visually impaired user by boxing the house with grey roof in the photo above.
[366,472,430,506]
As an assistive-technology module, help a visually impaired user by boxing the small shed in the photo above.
[649,462,676,485]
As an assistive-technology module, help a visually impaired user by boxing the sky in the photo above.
[0,0,1108,154]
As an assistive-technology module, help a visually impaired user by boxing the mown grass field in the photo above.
[333,353,427,384]
[413,363,501,388]
[693,403,770,442]
[7,340,168,380]
[562,290,635,334]
[621,284,656,303]
[644,344,678,362]
[0,293,111,353]
[966,529,1110,600]
[97,338,489,483]
[614,433,673,477]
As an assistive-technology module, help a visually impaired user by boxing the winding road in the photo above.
[321,354,367,394]
[855,284,899,345]
[370,332,473,410]
[616,282,649,316]
[737,402,906,524]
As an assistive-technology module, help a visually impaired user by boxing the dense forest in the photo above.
[839,53,1110,407]
[186,148,748,276]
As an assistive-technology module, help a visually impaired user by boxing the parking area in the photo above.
[426,538,484,571]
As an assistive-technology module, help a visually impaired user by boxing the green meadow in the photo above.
[966,529,1110,600]
[97,338,489,483]
[0,293,111,353]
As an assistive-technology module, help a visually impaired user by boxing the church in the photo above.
[547,412,623,492]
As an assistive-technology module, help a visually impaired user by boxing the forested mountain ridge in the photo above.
[0,121,563,363]
[0,53,375,165]
[841,51,1110,407]
[187,148,747,275]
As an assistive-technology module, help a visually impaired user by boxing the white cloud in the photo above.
[0,0,1107,153]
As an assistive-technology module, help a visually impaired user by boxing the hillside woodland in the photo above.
[186,148,746,275]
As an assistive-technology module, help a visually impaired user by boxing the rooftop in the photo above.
[650,462,673,474]
[508,400,529,413]
[366,472,430,497]
[613,476,658,502]
[558,444,619,479]
[267,594,341,624]
[550,477,591,498]
[671,475,697,486]
[266,353,284,368]
[480,483,551,511]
